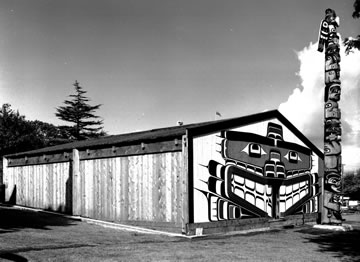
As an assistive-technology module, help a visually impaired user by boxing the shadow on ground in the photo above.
[0,252,28,262]
[296,221,360,261]
[0,206,77,233]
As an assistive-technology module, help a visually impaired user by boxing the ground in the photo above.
[1,206,360,262]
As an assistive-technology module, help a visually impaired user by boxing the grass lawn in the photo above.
[1,206,359,261]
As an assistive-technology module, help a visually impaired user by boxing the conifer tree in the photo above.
[55,81,105,140]
[344,0,360,54]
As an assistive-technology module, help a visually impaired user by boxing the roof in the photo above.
[5,110,323,158]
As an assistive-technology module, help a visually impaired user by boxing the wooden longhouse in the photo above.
[2,110,324,235]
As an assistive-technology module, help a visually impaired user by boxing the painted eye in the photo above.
[325,103,332,108]
[242,143,266,158]
[284,151,302,163]
[324,147,331,154]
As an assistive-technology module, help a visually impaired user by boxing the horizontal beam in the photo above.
[80,140,182,160]
[6,152,72,167]
[6,139,182,167]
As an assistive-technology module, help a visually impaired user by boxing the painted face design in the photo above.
[198,122,319,221]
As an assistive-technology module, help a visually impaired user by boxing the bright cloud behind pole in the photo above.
[279,41,360,172]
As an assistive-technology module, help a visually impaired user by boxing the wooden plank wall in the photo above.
[3,148,186,232]
[77,152,184,225]
[3,162,71,213]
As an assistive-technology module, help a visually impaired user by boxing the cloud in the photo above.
[279,41,360,172]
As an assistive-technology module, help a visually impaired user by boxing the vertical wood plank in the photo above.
[43,165,48,209]
[48,164,53,211]
[17,167,23,205]
[138,155,142,220]
[98,159,102,219]
[96,159,102,220]
[147,154,153,221]
[65,162,71,213]
[89,160,94,218]
[102,159,107,220]
[24,167,28,207]
[159,154,166,221]
[95,160,99,219]
[135,155,140,220]
[61,163,65,211]
[105,159,111,220]
[128,156,135,220]
[81,161,86,217]
[120,157,129,221]
[36,165,40,208]
[152,154,159,221]
[139,155,143,220]
[93,160,99,219]
[83,160,90,218]
[30,165,34,208]
[2,158,9,201]
[165,153,172,222]
[181,134,189,233]
[109,158,115,221]
[72,149,80,216]
[53,163,57,210]
[38,165,42,208]
[143,154,150,221]
[25,166,29,207]
[57,164,61,211]
[31,166,35,208]
[114,157,121,221]
[141,154,146,220]
[171,153,179,223]
[39,165,43,208]
[80,160,85,216]
[61,163,65,212]
[13,166,18,205]
[55,163,59,210]
[176,153,182,225]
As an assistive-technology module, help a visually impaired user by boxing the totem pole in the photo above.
[317,9,343,224]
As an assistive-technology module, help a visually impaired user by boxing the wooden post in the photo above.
[1,157,8,203]
[318,157,325,223]
[72,149,81,216]
[181,134,189,234]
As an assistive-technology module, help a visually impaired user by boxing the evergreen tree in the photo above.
[55,81,105,140]
[344,0,360,54]
[343,169,360,200]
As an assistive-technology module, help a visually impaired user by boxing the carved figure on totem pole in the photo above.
[318,8,343,224]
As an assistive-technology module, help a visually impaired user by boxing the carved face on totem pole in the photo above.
[324,172,341,193]
[318,9,340,52]
[325,100,341,119]
[325,8,339,27]
[327,83,341,101]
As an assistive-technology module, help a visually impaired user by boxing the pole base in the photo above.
[313,224,353,231]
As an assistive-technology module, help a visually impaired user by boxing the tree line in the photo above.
[1,80,106,158]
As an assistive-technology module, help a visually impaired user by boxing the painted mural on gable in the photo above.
[193,121,320,223]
